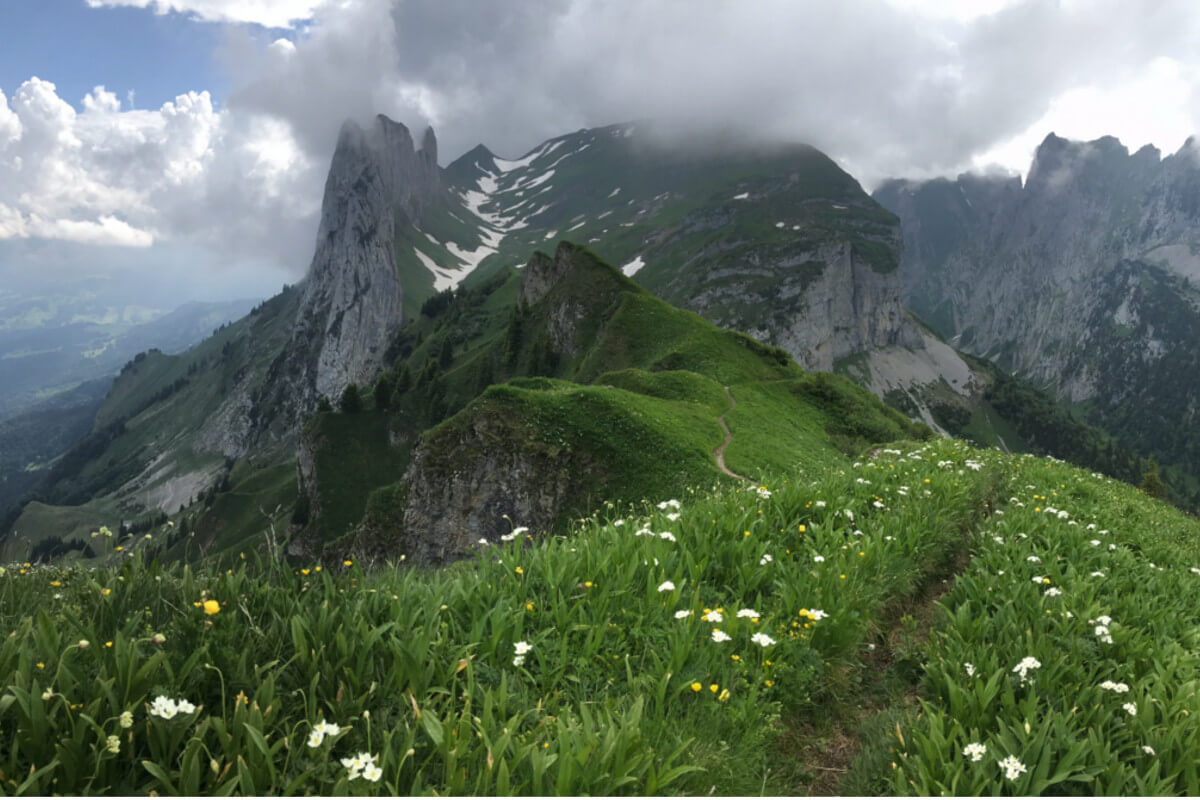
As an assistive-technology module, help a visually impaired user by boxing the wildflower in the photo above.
[998,755,1027,781]
[659,531,676,542]
[150,633,166,644]
[176,699,196,714]
[674,610,692,619]
[1044,587,1062,597]
[962,742,986,761]
[41,687,54,701]
[1099,681,1130,693]
[718,688,731,702]
[1143,745,1155,755]
[1031,576,1043,584]
[759,553,773,565]
[1012,656,1041,683]
[703,610,724,623]
[711,629,731,643]
[756,486,771,500]
[362,763,382,782]
[149,696,178,720]
[514,566,524,575]
[691,682,702,692]
[307,729,325,748]
[584,581,593,589]
[102,588,111,596]
[1090,539,1101,546]
[657,581,676,592]
[665,513,680,522]
[478,538,489,545]
[1026,555,1041,563]
[657,500,681,510]
[709,684,719,693]
[815,501,826,508]
[1097,615,1112,625]
[964,662,975,677]
[514,641,532,655]
[750,632,776,647]
[1123,703,1137,716]
[1090,571,1105,578]
[49,580,61,587]
[106,734,120,754]
[812,555,825,563]
[77,639,89,650]
[808,609,828,620]
[119,710,133,728]
[525,602,534,611]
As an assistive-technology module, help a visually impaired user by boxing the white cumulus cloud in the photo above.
[85,0,321,28]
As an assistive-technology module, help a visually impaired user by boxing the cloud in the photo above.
[85,0,321,28]
[7,0,1200,294]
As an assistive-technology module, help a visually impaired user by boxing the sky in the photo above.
[1,0,1199,302]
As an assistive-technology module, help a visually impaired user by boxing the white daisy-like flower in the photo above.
[737,608,759,618]
[362,763,382,782]
[711,629,731,643]
[1044,587,1062,597]
[514,641,532,655]
[962,742,986,761]
[308,729,325,748]
[656,500,681,510]
[674,609,692,619]
[750,632,776,647]
[998,755,1027,781]
[659,532,676,542]
[512,655,526,667]
[1097,615,1112,625]
[756,487,772,500]
[703,610,724,623]
[815,501,826,508]
[1027,555,1041,563]
[1091,571,1105,577]
[1143,745,1155,756]
[964,662,975,677]
[1090,539,1101,546]
[808,609,828,620]
[665,513,680,522]
[149,696,178,720]
[657,581,676,592]
[1123,703,1137,716]
[175,700,196,715]
[759,553,773,565]
[813,555,825,563]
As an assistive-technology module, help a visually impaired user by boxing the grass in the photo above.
[0,437,996,795]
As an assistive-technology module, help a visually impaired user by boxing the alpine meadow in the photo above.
[4,2,1200,796]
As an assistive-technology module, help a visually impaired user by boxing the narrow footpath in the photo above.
[713,386,750,482]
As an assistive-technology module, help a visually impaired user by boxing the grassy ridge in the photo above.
[0,437,994,795]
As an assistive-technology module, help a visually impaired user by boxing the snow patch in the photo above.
[732,192,750,200]
[832,204,848,210]
[544,230,558,240]
[775,221,784,228]
[568,221,585,231]
[608,187,621,198]
[621,255,646,276]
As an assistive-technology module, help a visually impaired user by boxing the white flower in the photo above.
[1057,510,1069,519]
[1044,587,1062,597]
[965,460,983,472]
[362,763,382,782]
[500,532,518,542]
[759,553,773,565]
[808,609,828,620]
[993,536,1004,544]
[756,486,772,500]
[512,655,526,667]
[1123,703,1137,716]
[998,755,1027,781]
[1109,544,1117,551]
[815,501,826,508]
[872,500,884,508]
[665,513,680,522]
[314,719,340,737]
[1026,555,1041,563]
[1095,625,1110,637]
[1091,571,1105,577]
[1097,615,1112,625]
[1099,681,1130,693]
[307,729,325,748]
[813,555,825,563]
[119,710,133,729]
[659,532,676,542]
[514,641,532,655]
[1012,657,1041,683]
[657,500,681,510]
[963,742,986,761]
[106,734,120,754]
[1143,745,1155,756]
[613,519,625,527]
[737,608,759,618]
[964,662,975,677]
[703,610,724,623]
[674,610,692,619]
[1090,539,1101,546]
[175,699,196,715]
[711,629,731,643]
[478,538,489,545]
[750,632,776,647]
[149,696,177,720]
[844,510,855,521]
[41,688,54,701]
[657,581,676,593]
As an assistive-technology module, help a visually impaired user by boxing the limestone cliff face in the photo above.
[875,132,1200,474]
[258,115,441,435]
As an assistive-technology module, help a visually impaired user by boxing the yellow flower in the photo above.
[840,574,846,580]
[584,581,593,589]
[36,661,44,669]
[709,683,719,694]
[718,689,731,702]
[203,600,220,615]
[49,580,61,587]
[743,531,750,537]
[105,641,113,648]
[691,682,702,692]
[525,602,534,611]
[731,654,740,661]
[101,588,111,596]
[314,566,322,573]
[343,560,353,567]
[115,546,124,552]
[301,568,310,576]
[515,566,524,575]
[798,525,806,533]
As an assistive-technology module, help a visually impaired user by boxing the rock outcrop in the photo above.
[257,115,442,435]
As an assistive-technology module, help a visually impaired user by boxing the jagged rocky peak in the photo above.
[518,242,583,307]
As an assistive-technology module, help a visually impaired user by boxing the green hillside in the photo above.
[301,242,925,561]
[4,435,1198,794]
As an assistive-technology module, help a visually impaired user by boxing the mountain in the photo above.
[874,133,1200,499]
